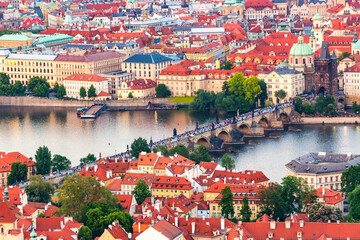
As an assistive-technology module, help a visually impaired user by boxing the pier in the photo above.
[81,103,106,119]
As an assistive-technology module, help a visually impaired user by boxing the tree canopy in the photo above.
[219,186,234,219]
[240,196,252,222]
[0,73,26,96]
[87,84,97,98]
[57,85,67,99]
[80,86,87,99]
[341,164,360,196]
[80,153,97,165]
[25,175,55,203]
[221,153,235,170]
[35,146,52,175]
[189,145,212,164]
[130,137,150,158]
[132,179,152,205]
[308,203,343,222]
[7,162,28,185]
[156,84,171,98]
[168,145,190,158]
[52,154,71,172]
[127,92,134,98]
[55,175,118,220]
[274,89,287,100]
[28,77,50,97]
[219,61,233,70]
[348,185,360,221]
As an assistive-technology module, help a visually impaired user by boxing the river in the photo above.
[0,106,359,182]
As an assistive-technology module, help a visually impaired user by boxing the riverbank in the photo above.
[0,96,186,108]
[296,117,360,124]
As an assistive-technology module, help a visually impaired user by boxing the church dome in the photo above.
[313,13,323,21]
[289,36,313,56]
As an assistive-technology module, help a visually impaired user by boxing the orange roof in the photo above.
[137,152,160,166]
[151,176,192,190]
[63,74,108,82]
[121,173,155,186]
[316,188,344,205]
[154,157,172,170]
[116,194,132,213]
[0,200,19,223]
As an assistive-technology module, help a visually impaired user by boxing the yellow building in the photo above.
[120,173,155,195]
[208,184,266,220]
[0,34,32,48]
[151,176,193,198]
[98,221,129,240]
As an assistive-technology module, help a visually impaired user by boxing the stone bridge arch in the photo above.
[195,137,211,148]
[279,112,289,122]
[258,117,270,128]
[217,130,232,142]
[238,123,251,135]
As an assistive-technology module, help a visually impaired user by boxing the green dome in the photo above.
[313,13,323,21]
[289,36,313,56]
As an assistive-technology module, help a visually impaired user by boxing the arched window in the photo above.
[295,58,298,64]
[303,58,306,65]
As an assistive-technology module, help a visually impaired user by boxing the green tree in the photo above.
[57,85,66,99]
[222,81,230,95]
[240,196,252,222]
[80,153,97,165]
[55,175,118,220]
[12,81,25,96]
[294,96,303,114]
[25,175,55,203]
[258,184,289,221]
[35,146,52,175]
[130,137,150,158]
[53,82,59,94]
[340,51,351,60]
[52,154,71,172]
[0,73,10,85]
[132,179,152,205]
[348,185,360,220]
[257,80,268,107]
[308,203,344,222]
[274,89,287,101]
[303,102,315,115]
[243,76,262,107]
[190,89,216,111]
[352,101,360,114]
[221,153,235,170]
[78,226,92,240]
[220,61,233,70]
[7,162,28,185]
[325,104,337,116]
[156,84,171,97]
[157,145,169,156]
[28,77,50,97]
[228,73,246,97]
[127,92,134,98]
[341,164,360,196]
[87,84,97,98]
[80,86,87,99]
[219,186,234,219]
[190,145,212,164]
[168,145,189,158]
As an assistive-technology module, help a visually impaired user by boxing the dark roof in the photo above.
[54,50,123,62]
[319,41,331,60]
[285,153,360,174]
[123,53,172,64]
[274,68,301,75]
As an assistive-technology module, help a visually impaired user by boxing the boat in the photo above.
[76,107,88,117]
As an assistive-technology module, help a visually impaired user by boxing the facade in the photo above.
[288,36,314,71]
[120,173,155,195]
[151,176,193,198]
[316,188,344,212]
[118,79,156,99]
[0,34,32,48]
[244,0,278,20]
[344,63,360,96]
[63,74,109,99]
[122,53,173,81]
[259,61,305,100]
[285,152,360,190]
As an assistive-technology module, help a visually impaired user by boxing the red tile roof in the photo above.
[63,74,108,82]
[152,220,183,239]
[121,173,155,186]
[0,200,19,223]
[137,153,160,166]
[105,221,129,239]
[151,176,192,190]
[316,188,344,205]
[116,195,132,213]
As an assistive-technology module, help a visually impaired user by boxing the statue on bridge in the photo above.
[173,128,177,136]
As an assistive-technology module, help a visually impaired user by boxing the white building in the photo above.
[63,74,109,99]
[344,63,360,96]
[258,62,305,101]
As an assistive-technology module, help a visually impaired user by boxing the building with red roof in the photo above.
[63,74,109,99]
[151,176,193,198]
[118,79,156,99]
[120,173,155,195]
[98,220,129,240]
[116,194,135,215]
[136,220,184,240]
[227,221,360,240]
[0,152,35,186]
[316,187,344,211]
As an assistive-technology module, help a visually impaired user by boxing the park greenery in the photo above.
[257,176,317,221]
[308,203,343,222]
[0,73,26,96]
[87,84,97,98]
[7,162,28,185]
[153,145,190,158]
[25,175,55,203]
[190,73,267,112]
[52,154,71,172]
[28,76,50,97]
[219,186,234,219]
[57,85,67,99]
[80,86,87,99]
[341,164,360,222]
[35,146,52,175]
[132,179,152,205]
[295,94,336,116]
[156,83,171,98]
[189,145,212,164]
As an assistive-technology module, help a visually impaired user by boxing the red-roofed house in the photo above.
[151,176,193,198]
[118,79,156,99]
[0,152,35,186]
[98,220,129,240]
[63,74,109,99]
[120,173,155,195]
[136,220,184,240]
[116,194,135,215]
[316,188,344,211]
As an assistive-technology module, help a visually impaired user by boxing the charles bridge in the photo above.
[166,105,298,152]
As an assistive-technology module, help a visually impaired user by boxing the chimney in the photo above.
[270,221,276,230]
[191,222,195,234]
[328,220,331,224]
[138,222,141,233]
[175,217,178,227]
[300,220,304,228]
[186,215,189,221]
[322,187,325,196]
[337,220,340,224]
[128,233,132,239]
[220,218,225,231]
[202,215,205,220]
[285,220,291,229]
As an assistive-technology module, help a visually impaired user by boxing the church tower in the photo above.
[313,13,324,51]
